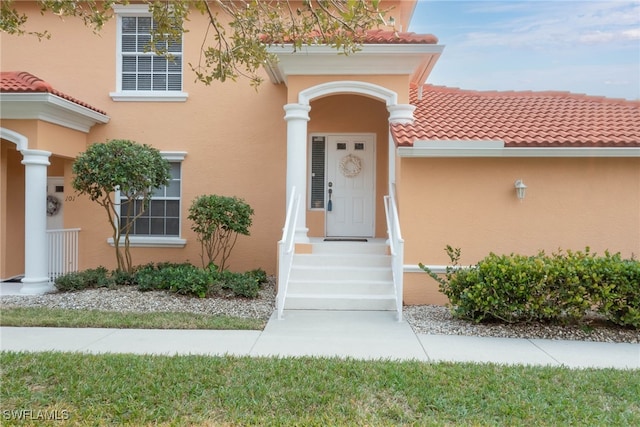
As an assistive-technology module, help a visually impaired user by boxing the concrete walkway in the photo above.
[1,310,638,369]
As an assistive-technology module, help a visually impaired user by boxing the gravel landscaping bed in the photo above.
[2,278,638,344]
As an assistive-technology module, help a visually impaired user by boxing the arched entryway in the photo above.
[1,127,53,294]
[283,80,415,242]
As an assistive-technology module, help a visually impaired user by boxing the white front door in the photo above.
[326,134,375,237]
[46,177,64,230]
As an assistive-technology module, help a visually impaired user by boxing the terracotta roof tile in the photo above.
[392,85,640,148]
[362,29,438,44]
[261,28,438,44]
[0,71,107,115]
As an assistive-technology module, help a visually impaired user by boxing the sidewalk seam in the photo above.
[528,339,561,366]
[75,328,122,353]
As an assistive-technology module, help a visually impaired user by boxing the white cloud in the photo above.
[454,1,640,49]
[412,1,640,100]
[622,28,640,39]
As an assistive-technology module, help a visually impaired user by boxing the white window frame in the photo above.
[108,151,187,248]
[110,4,188,102]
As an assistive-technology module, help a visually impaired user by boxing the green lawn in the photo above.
[0,307,265,330]
[1,352,638,426]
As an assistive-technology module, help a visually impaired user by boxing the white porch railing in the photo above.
[277,187,300,319]
[384,184,404,321]
[47,228,80,283]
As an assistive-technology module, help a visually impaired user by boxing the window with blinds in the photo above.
[310,137,326,209]
[120,16,182,92]
[120,162,181,236]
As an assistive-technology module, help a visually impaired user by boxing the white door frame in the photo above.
[287,81,415,243]
[310,132,376,238]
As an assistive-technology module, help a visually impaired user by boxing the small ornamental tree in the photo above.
[188,195,254,271]
[72,139,171,273]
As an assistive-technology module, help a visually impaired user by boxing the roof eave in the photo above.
[264,43,444,85]
[398,141,640,158]
[0,93,110,133]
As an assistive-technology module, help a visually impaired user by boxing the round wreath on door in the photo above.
[339,154,362,178]
[47,195,61,216]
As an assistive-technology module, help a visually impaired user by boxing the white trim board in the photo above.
[0,93,109,133]
[398,140,640,158]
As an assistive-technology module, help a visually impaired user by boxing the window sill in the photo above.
[107,237,186,248]
[109,92,189,102]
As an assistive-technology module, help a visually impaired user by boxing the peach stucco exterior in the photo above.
[2,1,638,304]
[398,156,640,305]
[0,1,415,283]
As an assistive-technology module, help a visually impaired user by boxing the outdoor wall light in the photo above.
[514,179,527,200]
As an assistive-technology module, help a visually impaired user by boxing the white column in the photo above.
[20,149,54,295]
[284,103,311,243]
[387,104,415,125]
[387,103,416,187]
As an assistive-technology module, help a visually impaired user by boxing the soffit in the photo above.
[264,30,443,86]
[0,71,109,133]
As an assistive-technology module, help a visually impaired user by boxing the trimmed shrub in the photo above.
[188,194,254,271]
[135,262,213,298]
[246,268,268,285]
[55,267,111,292]
[111,269,137,287]
[596,255,640,328]
[135,263,170,292]
[213,270,262,298]
[57,262,266,300]
[224,273,261,298]
[420,247,640,328]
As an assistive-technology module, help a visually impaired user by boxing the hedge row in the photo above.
[55,263,267,299]
[420,247,640,328]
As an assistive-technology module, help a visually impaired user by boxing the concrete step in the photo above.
[310,241,388,255]
[287,279,395,295]
[289,265,393,282]
[284,294,397,310]
[292,253,391,268]
[282,240,397,311]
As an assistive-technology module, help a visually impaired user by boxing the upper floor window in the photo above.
[110,5,188,102]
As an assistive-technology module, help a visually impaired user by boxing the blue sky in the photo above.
[408,0,640,99]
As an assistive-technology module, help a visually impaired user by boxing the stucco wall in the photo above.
[0,141,26,280]
[1,4,291,273]
[399,156,640,305]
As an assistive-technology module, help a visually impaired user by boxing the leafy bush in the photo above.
[135,262,213,298]
[246,268,268,285]
[225,273,261,298]
[596,255,640,328]
[188,194,254,270]
[420,247,640,328]
[111,269,137,287]
[55,267,111,292]
[212,270,262,298]
[167,265,213,298]
[57,262,266,300]
[135,263,170,292]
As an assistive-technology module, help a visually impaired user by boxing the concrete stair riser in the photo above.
[284,295,397,311]
[283,241,397,311]
[289,266,392,282]
[292,253,391,268]
[287,280,395,295]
